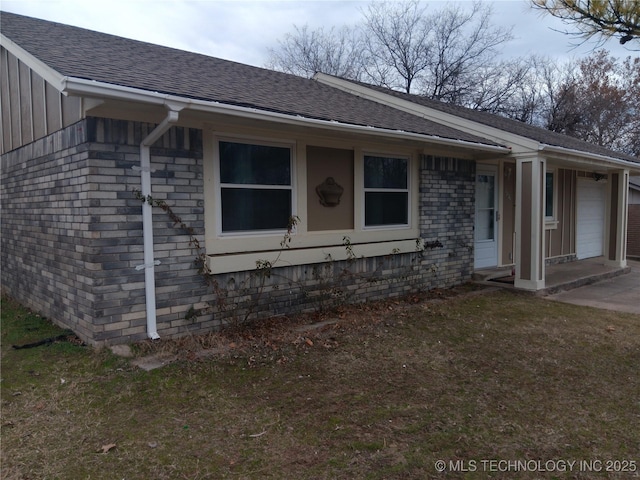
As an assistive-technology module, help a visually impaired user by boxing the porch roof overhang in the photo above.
[59,76,512,156]
[539,144,640,174]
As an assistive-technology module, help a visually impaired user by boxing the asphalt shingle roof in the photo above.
[0,11,504,149]
[3,11,637,165]
[349,80,639,164]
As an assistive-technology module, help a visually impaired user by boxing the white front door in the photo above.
[576,177,606,259]
[475,166,498,269]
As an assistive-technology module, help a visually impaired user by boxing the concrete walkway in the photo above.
[545,260,640,314]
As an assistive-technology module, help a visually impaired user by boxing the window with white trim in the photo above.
[363,154,409,227]
[218,140,293,233]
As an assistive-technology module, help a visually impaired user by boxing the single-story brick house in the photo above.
[2,12,638,345]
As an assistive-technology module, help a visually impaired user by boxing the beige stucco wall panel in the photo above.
[307,146,354,231]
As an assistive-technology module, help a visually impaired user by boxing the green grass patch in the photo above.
[2,290,639,479]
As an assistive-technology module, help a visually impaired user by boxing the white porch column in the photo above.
[604,169,629,268]
[514,155,545,290]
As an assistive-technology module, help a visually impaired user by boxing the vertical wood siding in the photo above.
[0,47,82,154]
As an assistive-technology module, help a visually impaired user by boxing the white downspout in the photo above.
[138,105,182,339]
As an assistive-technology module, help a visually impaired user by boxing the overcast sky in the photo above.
[1,0,637,68]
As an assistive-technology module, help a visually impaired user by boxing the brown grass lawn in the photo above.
[1,287,639,479]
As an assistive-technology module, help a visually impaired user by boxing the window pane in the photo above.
[476,209,494,241]
[476,175,495,209]
[220,141,291,185]
[221,188,291,232]
[365,192,408,226]
[545,172,554,218]
[364,156,407,189]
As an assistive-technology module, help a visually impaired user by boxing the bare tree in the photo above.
[621,55,640,156]
[491,55,561,124]
[360,0,433,93]
[424,2,514,103]
[265,24,365,79]
[576,51,640,154]
[532,0,640,46]
[524,57,582,132]
[464,58,538,121]
[265,0,640,158]
[540,50,640,155]
[267,0,514,101]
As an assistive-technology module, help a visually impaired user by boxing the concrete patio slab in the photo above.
[474,257,632,297]
[545,260,640,314]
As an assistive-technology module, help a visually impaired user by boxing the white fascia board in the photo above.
[314,73,537,152]
[538,144,640,173]
[62,76,511,155]
[0,33,66,93]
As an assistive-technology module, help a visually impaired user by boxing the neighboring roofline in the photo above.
[629,177,640,191]
[538,144,640,173]
[314,73,538,151]
[314,73,640,172]
[61,75,512,155]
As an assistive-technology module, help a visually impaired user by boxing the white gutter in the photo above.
[138,105,182,339]
[538,144,640,172]
[61,76,511,155]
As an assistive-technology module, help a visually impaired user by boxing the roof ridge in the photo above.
[0,10,304,82]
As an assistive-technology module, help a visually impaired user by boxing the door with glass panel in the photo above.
[474,165,498,269]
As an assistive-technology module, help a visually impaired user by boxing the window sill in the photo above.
[206,238,421,274]
[545,219,559,230]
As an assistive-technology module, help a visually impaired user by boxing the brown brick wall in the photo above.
[1,117,206,345]
[2,118,476,345]
[1,121,96,340]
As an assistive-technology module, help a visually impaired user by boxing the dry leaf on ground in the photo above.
[98,443,117,454]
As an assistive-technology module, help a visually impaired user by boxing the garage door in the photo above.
[576,178,606,259]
